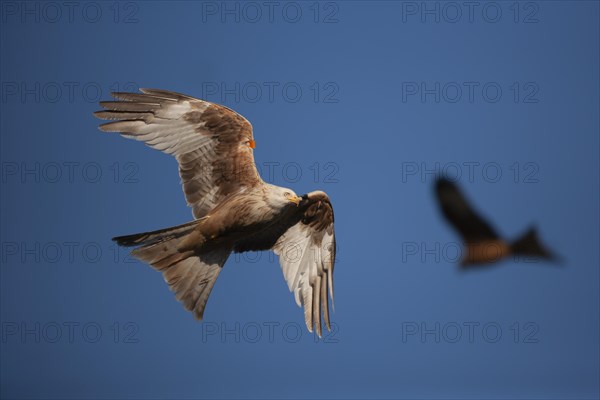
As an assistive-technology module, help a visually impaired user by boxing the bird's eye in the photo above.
[284,192,290,197]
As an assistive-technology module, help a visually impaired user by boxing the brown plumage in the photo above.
[95,89,336,336]
[434,177,557,268]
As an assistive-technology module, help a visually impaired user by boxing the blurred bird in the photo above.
[434,177,557,268]
[95,89,336,336]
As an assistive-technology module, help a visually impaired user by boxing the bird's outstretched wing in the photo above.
[272,192,336,337]
[434,177,498,241]
[95,89,262,218]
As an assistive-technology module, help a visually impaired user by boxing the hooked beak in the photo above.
[289,195,302,206]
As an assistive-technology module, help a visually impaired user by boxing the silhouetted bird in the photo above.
[434,177,557,267]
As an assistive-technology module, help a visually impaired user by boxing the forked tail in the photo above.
[113,220,230,320]
[510,226,556,262]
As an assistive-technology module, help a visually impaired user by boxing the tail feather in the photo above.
[114,220,230,320]
[113,219,202,247]
[510,226,556,261]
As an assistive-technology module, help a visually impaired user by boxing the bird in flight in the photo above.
[94,89,336,336]
[434,177,557,268]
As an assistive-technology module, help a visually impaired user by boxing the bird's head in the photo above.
[267,185,302,208]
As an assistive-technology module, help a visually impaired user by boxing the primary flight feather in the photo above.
[94,88,336,336]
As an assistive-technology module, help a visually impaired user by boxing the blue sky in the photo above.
[1,1,599,398]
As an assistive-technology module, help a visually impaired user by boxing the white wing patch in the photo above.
[95,89,261,219]
[273,224,335,337]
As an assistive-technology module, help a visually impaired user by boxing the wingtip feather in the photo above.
[313,275,322,338]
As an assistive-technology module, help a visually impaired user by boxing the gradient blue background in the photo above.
[1,1,599,398]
